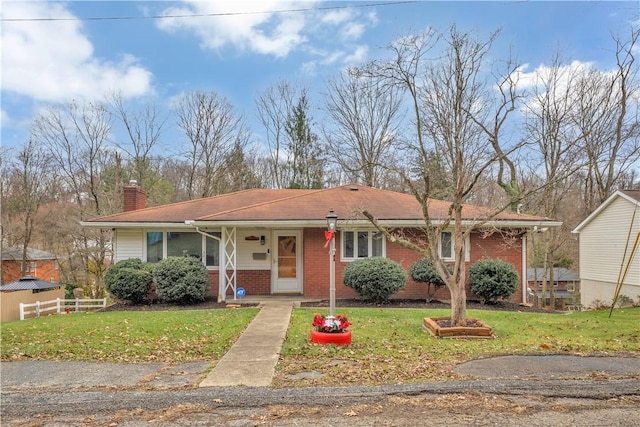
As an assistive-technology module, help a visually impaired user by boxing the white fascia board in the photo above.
[80,221,191,229]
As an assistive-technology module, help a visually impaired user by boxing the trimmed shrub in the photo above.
[409,258,451,301]
[342,257,407,303]
[469,258,519,304]
[153,256,210,304]
[104,258,153,304]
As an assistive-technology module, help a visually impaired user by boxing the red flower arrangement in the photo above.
[312,313,351,333]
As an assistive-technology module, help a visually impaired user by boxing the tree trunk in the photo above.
[449,278,467,326]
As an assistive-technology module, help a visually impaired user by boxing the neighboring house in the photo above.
[572,190,640,308]
[1,246,60,285]
[526,267,580,309]
[82,183,560,303]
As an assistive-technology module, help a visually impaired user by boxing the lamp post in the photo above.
[326,209,338,318]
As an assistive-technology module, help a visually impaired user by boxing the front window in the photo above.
[438,230,470,262]
[342,230,385,261]
[440,231,453,260]
[146,230,220,267]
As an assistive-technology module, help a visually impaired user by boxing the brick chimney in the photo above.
[123,180,146,212]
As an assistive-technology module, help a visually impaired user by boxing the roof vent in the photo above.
[129,179,138,186]
[349,186,359,191]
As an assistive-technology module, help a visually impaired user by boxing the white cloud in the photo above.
[156,1,376,65]
[157,1,312,58]
[1,2,153,103]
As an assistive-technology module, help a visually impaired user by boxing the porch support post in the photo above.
[222,226,237,301]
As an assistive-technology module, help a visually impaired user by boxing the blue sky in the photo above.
[1,1,638,154]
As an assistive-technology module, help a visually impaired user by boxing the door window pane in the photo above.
[278,235,297,278]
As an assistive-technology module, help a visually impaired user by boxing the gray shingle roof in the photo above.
[1,247,58,261]
[0,276,61,291]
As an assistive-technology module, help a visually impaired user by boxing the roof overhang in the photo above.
[83,219,562,230]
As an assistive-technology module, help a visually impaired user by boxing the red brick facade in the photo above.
[208,227,526,304]
[2,259,60,284]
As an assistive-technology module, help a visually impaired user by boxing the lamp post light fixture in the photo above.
[326,209,338,318]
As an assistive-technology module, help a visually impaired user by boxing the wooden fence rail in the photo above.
[19,298,107,320]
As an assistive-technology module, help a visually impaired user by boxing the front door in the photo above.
[272,230,302,293]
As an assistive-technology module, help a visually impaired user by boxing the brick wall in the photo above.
[208,269,272,298]
[2,260,60,284]
[303,228,525,303]
[205,228,526,303]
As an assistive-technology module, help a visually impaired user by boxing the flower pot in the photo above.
[310,329,352,345]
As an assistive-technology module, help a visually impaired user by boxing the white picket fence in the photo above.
[19,298,107,320]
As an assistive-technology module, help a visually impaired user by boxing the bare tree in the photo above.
[255,81,297,188]
[32,101,114,297]
[360,26,526,326]
[3,140,56,275]
[323,70,403,187]
[576,29,640,214]
[109,93,169,205]
[175,90,247,199]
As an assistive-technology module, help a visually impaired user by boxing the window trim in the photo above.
[340,229,386,262]
[143,229,221,269]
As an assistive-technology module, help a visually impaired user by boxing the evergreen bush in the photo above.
[469,258,519,304]
[153,256,210,304]
[104,258,153,304]
[409,258,451,301]
[342,257,407,303]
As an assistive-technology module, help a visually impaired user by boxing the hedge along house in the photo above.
[82,182,561,303]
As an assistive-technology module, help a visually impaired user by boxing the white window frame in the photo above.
[143,229,221,269]
[340,229,386,262]
[439,230,470,262]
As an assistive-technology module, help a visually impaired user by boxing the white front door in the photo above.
[272,230,302,293]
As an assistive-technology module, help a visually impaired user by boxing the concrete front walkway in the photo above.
[199,299,295,387]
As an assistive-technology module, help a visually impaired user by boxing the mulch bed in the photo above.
[301,298,554,313]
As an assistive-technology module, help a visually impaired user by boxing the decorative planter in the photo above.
[310,329,352,345]
[423,317,493,339]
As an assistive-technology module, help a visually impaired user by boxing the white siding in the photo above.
[579,196,640,306]
[236,228,271,270]
[114,229,144,262]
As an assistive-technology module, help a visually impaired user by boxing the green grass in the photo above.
[0,308,259,363]
[275,307,640,386]
[2,306,638,387]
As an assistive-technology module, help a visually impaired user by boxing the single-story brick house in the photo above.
[82,183,560,303]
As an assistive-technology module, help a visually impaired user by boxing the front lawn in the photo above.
[274,307,640,386]
[0,308,259,363]
[2,306,638,387]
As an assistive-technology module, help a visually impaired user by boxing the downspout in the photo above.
[191,224,224,303]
